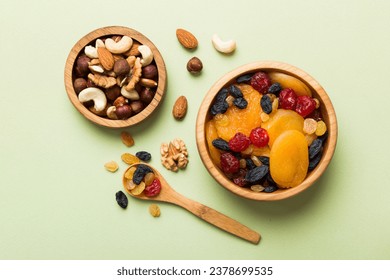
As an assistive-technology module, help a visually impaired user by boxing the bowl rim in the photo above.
[64,25,167,128]
[196,60,338,201]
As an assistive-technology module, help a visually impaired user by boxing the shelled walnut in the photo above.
[160,138,189,172]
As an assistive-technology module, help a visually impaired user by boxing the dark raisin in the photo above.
[210,101,228,115]
[236,74,252,83]
[233,97,248,109]
[136,151,152,162]
[133,164,152,184]
[212,138,231,151]
[245,165,269,183]
[229,85,243,98]
[245,158,256,170]
[260,95,272,114]
[115,191,128,209]
[268,82,282,94]
[263,185,278,193]
[309,151,322,171]
[319,131,328,142]
[258,156,270,165]
[309,139,323,159]
[265,172,276,185]
[215,88,229,103]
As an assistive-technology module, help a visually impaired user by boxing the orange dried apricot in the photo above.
[213,84,262,141]
[270,130,309,188]
[205,120,221,168]
[261,109,304,147]
[268,72,312,97]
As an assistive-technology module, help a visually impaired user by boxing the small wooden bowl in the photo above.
[196,61,337,201]
[64,26,167,128]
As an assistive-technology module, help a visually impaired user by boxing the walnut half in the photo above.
[160,138,189,172]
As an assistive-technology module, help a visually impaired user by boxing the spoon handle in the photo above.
[169,191,260,244]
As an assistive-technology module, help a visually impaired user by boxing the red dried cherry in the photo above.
[220,153,240,174]
[295,95,316,117]
[250,72,271,93]
[249,127,269,147]
[279,88,297,110]
[144,178,161,197]
[228,132,250,152]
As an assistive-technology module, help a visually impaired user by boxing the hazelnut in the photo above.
[139,88,155,104]
[186,57,203,74]
[113,58,130,76]
[130,101,144,114]
[105,85,121,101]
[115,105,132,119]
[113,96,128,107]
[73,78,87,94]
[76,55,91,77]
[142,64,158,79]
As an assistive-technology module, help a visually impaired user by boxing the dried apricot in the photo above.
[205,120,222,168]
[270,130,309,188]
[268,72,312,97]
[261,109,304,147]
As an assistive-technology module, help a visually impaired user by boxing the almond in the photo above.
[172,96,188,120]
[97,47,114,71]
[176,29,198,49]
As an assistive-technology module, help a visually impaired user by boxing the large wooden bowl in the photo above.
[196,61,337,201]
[64,26,167,128]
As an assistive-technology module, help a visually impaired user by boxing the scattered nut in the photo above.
[211,34,236,54]
[176,28,198,49]
[160,138,189,172]
[186,57,203,74]
[172,96,188,120]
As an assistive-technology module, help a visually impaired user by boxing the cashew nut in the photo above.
[106,106,118,119]
[211,34,236,54]
[105,36,133,54]
[138,45,153,66]
[121,86,140,100]
[88,64,104,74]
[78,87,107,112]
[84,39,105,58]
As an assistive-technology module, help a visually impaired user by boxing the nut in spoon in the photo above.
[123,163,260,244]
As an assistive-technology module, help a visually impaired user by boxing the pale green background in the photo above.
[1,0,389,260]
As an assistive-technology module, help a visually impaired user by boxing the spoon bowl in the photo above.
[123,163,261,244]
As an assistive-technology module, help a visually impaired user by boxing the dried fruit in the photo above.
[250,72,271,93]
[133,164,152,185]
[268,83,282,94]
[263,185,278,193]
[303,118,318,134]
[228,132,250,152]
[233,97,248,109]
[260,94,273,114]
[149,204,161,217]
[220,153,240,174]
[212,138,231,151]
[144,172,155,186]
[121,153,140,165]
[130,181,146,196]
[245,165,269,183]
[308,151,322,171]
[229,85,243,98]
[268,72,312,97]
[249,127,269,148]
[121,131,135,147]
[104,161,119,172]
[279,88,297,110]
[210,89,229,116]
[144,178,162,197]
[115,191,128,209]
[236,74,253,83]
[315,120,327,136]
[309,138,323,159]
[124,166,136,180]
[295,95,316,117]
[176,28,198,49]
[136,151,152,162]
[250,185,265,192]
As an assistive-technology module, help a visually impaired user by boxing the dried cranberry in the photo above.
[249,127,269,147]
[279,88,297,110]
[233,177,247,187]
[250,72,271,93]
[228,132,250,152]
[144,178,162,197]
[295,95,316,117]
[220,153,240,174]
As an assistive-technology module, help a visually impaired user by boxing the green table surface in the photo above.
[1,0,389,260]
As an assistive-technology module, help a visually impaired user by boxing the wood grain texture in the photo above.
[64,26,167,128]
[195,61,338,201]
[123,164,260,244]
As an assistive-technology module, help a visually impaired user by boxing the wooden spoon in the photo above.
[123,163,260,244]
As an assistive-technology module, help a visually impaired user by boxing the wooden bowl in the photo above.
[64,26,167,128]
[196,61,337,201]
